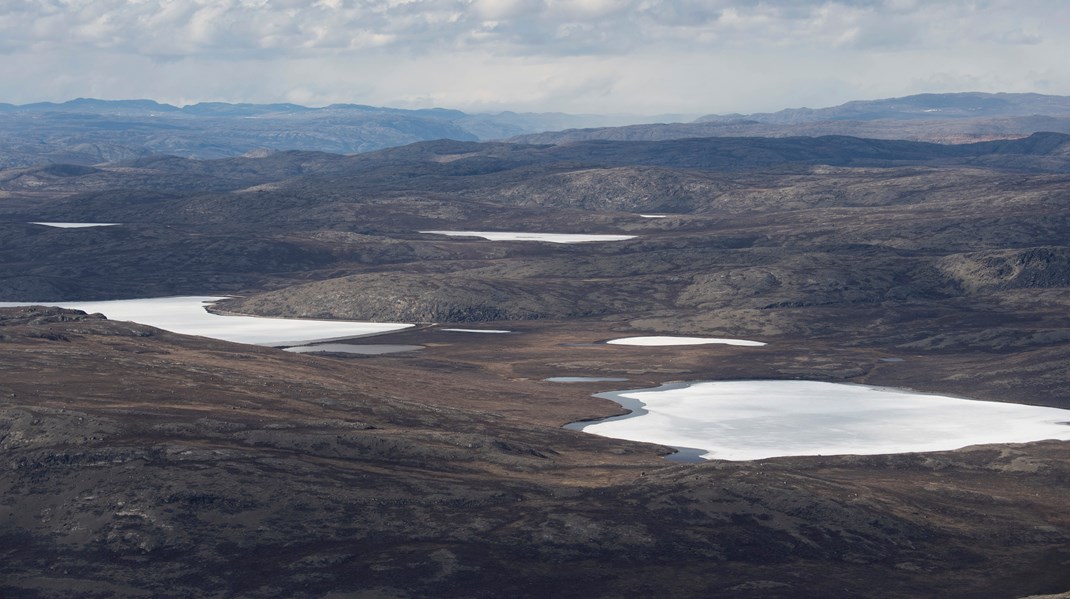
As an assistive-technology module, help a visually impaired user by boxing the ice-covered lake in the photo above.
[567,380,1070,461]
[0,296,412,346]
[420,230,635,243]
[29,222,120,228]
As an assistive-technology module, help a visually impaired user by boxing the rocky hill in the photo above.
[3,307,1070,598]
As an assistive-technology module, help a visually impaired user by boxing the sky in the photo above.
[1,0,1067,115]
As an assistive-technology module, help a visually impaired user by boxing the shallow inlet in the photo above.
[606,336,767,347]
[567,380,1070,461]
[545,377,630,383]
[284,344,424,355]
[419,230,636,243]
[0,296,412,346]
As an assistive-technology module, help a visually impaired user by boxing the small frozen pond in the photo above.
[607,336,767,347]
[567,380,1070,461]
[284,344,424,355]
[439,328,512,334]
[638,214,668,218]
[545,377,630,383]
[420,230,635,243]
[0,296,412,346]
[30,222,120,228]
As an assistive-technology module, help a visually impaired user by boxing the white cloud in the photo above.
[1,0,1062,56]
[0,0,1067,112]
[473,0,542,20]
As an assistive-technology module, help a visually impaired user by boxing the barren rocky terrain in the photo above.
[3,307,1070,598]
[2,127,1070,597]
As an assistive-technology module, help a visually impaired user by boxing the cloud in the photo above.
[0,0,1063,57]
[0,0,1068,113]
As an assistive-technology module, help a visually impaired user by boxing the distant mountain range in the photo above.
[0,98,692,168]
[511,92,1070,145]
[0,98,693,166]
[696,92,1070,124]
[3,93,1070,168]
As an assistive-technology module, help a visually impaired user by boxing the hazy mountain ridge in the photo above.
[9,92,1070,170]
[0,98,692,168]
[512,93,1070,145]
[697,92,1070,123]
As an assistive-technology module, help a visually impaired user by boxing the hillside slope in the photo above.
[3,307,1070,598]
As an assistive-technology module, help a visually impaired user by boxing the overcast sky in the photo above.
[1,0,1067,115]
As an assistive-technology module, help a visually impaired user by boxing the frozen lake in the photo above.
[29,222,120,228]
[420,230,635,243]
[0,296,412,346]
[568,380,1070,461]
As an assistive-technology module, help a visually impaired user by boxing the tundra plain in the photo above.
[2,128,1070,597]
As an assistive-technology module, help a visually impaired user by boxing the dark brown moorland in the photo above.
[2,131,1070,598]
